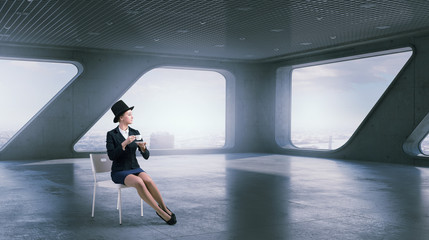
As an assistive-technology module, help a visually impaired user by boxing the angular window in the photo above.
[74,67,226,152]
[420,134,429,155]
[280,48,412,150]
[0,59,78,150]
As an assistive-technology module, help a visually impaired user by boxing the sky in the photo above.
[86,68,226,138]
[291,50,412,134]
[0,59,77,130]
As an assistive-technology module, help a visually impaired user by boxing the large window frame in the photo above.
[404,113,429,157]
[0,57,81,151]
[276,47,413,151]
[74,66,235,153]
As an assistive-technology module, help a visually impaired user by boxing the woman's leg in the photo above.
[124,174,171,221]
[137,172,172,215]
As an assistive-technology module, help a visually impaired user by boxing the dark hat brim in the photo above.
[113,106,134,123]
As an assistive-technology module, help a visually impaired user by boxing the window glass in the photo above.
[290,49,412,150]
[74,67,226,152]
[0,59,78,150]
[420,135,429,155]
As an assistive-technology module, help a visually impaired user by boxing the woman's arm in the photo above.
[136,141,150,160]
[139,145,150,160]
[133,129,150,160]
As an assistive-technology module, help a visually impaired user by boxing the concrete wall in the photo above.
[1,33,429,165]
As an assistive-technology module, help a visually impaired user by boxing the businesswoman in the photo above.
[106,100,176,225]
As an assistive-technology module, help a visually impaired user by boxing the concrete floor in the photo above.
[1,153,429,240]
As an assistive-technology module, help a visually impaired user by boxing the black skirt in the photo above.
[111,168,145,185]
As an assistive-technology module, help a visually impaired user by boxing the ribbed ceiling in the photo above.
[0,0,429,61]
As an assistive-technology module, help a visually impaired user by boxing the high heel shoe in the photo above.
[159,205,175,217]
[156,211,177,225]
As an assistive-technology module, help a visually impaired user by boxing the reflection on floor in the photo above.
[1,153,429,239]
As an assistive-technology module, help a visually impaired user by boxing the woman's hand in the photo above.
[121,135,136,150]
[137,142,147,152]
[126,135,136,144]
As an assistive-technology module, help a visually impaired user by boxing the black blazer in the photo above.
[106,126,150,172]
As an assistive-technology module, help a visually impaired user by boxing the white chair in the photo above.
[90,153,143,224]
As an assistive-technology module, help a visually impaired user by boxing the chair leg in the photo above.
[91,184,96,217]
[118,189,122,225]
[141,199,143,216]
[117,192,120,210]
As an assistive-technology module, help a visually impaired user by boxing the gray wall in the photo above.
[1,33,429,166]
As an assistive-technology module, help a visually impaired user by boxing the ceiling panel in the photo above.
[0,0,429,61]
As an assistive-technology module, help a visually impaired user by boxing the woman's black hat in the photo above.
[111,100,134,123]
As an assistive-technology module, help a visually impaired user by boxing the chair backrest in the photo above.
[90,153,112,173]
